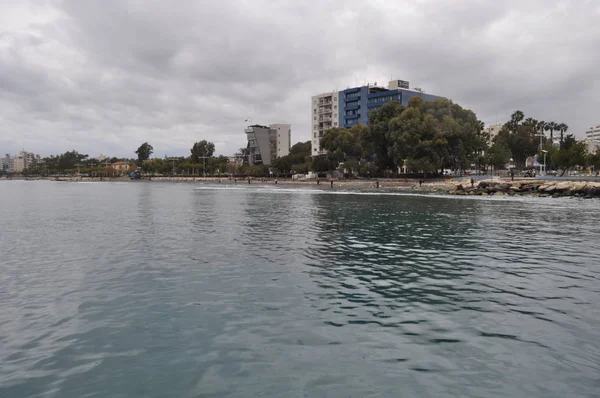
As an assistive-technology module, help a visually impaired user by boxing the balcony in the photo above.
[344,104,360,112]
[319,107,333,114]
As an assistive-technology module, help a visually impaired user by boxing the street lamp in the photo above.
[542,150,548,176]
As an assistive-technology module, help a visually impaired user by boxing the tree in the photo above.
[588,148,600,173]
[56,150,88,172]
[547,122,557,143]
[290,141,311,155]
[557,123,568,147]
[506,110,524,135]
[273,156,292,175]
[486,142,511,172]
[363,101,406,172]
[310,155,333,173]
[550,134,586,176]
[135,142,154,165]
[190,140,215,163]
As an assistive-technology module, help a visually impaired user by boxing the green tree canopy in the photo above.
[290,141,311,155]
[190,140,215,163]
[135,142,154,165]
[550,134,587,176]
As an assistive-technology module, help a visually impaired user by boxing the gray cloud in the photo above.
[1,0,599,158]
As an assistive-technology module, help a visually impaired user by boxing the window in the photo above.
[334,122,337,126]
[314,109,317,113]
[334,105,337,109]
[314,116,317,120]
[346,92,360,99]
[314,148,317,152]
[314,132,316,138]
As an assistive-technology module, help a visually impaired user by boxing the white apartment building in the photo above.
[245,123,292,166]
[586,125,600,141]
[311,91,340,155]
[485,123,503,145]
[0,154,12,172]
[0,151,40,173]
[585,125,600,154]
[270,123,291,158]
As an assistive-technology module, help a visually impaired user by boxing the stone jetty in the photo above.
[448,179,600,198]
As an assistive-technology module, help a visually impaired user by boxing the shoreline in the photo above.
[3,176,600,198]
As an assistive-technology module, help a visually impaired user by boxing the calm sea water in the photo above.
[1,180,599,397]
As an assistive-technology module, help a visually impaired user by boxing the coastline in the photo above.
[4,175,600,198]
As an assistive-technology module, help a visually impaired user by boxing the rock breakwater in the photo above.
[448,180,600,198]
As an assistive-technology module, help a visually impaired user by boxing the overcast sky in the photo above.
[1,0,599,158]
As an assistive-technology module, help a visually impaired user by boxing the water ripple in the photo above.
[0,182,599,397]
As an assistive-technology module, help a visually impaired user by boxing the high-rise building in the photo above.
[245,123,291,166]
[311,80,444,155]
[585,125,600,142]
[485,123,504,145]
[0,154,11,173]
[585,125,600,154]
[0,151,40,173]
[270,124,291,158]
[310,91,340,156]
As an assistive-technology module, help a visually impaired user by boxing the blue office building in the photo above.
[339,80,444,128]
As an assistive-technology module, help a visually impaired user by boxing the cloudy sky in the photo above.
[1,0,599,158]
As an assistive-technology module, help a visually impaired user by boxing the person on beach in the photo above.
[419,179,423,187]
[470,178,474,188]
[510,169,514,181]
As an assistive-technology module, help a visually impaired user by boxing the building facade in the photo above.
[0,151,39,173]
[586,125,600,141]
[270,124,291,158]
[311,91,340,156]
[245,123,291,166]
[311,80,444,155]
[485,123,504,145]
[585,125,600,154]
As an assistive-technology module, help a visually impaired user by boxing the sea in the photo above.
[1,180,599,397]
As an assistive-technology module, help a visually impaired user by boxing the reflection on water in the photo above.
[0,182,599,397]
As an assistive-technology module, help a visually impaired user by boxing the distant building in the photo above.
[0,154,12,173]
[311,91,340,156]
[586,125,600,141]
[485,123,504,145]
[0,151,39,172]
[585,125,600,153]
[110,161,132,172]
[585,139,599,154]
[311,80,445,155]
[270,124,291,158]
[245,123,291,166]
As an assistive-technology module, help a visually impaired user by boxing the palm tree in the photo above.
[523,117,537,127]
[536,121,546,150]
[558,123,568,146]
[548,122,557,143]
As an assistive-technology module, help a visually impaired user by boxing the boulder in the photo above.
[555,181,571,192]
[544,184,557,193]
[570,182,587,193]
[496,183,512,192]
